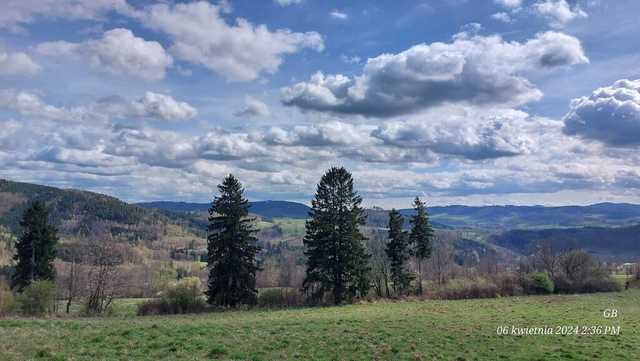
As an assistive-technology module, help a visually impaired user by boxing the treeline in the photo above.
[0,168,632,317]
[139,167,626,314]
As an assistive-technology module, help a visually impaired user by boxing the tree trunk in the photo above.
[66,297,72,313]
[417,259,423,296]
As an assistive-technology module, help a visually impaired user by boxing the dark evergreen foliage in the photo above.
[409,197,434,295]
[385,209,413,295]
[206,175,260,307]
[303,167,370,304]
[11,201,58,291]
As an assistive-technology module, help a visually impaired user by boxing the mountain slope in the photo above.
[0,179,199,244]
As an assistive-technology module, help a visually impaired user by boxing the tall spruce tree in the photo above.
[409,197,434,295]
[206,175,260,307]
[11,201,58,291]
[303,167,370,304]
[385,209,413,296]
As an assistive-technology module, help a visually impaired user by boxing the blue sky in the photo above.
[1,0,639,207]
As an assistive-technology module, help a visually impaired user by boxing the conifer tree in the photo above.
[303,167,370,304]
[206,175,260,307]
[385,209,413,296]
[11,201,58,291]
[409,197,434,295]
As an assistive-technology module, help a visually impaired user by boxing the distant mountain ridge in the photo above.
[2,179,640,261]
[400,203,640,230]
[137,200,311,219]
[5,179,640,230]
[137,199,640,231]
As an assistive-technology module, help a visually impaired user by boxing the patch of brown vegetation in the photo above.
[0,192,27,215]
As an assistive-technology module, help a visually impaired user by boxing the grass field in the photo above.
[1,290,638,360]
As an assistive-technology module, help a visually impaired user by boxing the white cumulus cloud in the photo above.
[282,31,588,117]
[97,92,198,121]
[495,0,522,9]
[274,0,303,6]
[36,28,173,80]
[492,12,513,23]
[0,48,41,75]
[563,79,640,146]
[235,96,271,118]
[141,1,324,81]
[532,0,587,28]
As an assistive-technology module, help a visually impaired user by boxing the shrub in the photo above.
[16,280,58,316]
[555,273,621,294]
[136,299,165,316]
[495,274,524,297]
[257,288,304,308]
[523,272,554,295]
[0,281,16,316]
[138,277,206,315]
[433,278,499,300]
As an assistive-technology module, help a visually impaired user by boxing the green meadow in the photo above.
[1,290,638,361]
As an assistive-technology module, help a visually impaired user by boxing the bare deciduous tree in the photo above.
[427,240,454,284]
[559,249,596,284]
[530,240,560,279]
[366,230,391,298]
[85,240,123,314]
[429,240,455,285]
[60,248,82,313]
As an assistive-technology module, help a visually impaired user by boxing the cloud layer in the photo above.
[0,89,196,122]
[0,0,133,32]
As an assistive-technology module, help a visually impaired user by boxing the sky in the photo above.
[0,0,639,208]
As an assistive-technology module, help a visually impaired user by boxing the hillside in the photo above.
[489,225,640,261]
[0,179,200,246]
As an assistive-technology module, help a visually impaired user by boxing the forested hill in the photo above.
[401,203,640,230]
[0,179,191,243]
[137,200,311,219]
[489,225,640,261]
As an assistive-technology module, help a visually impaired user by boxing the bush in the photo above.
[258,288,304,308]
[16,280,58,316]
[0,281,16,316]
[554,273,621,294]
[138,277,206,315]
[523,272,554,295]
[433,278,499,300]
[495,274,524,297]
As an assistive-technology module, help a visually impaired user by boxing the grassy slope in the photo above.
[1,290,638,361]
